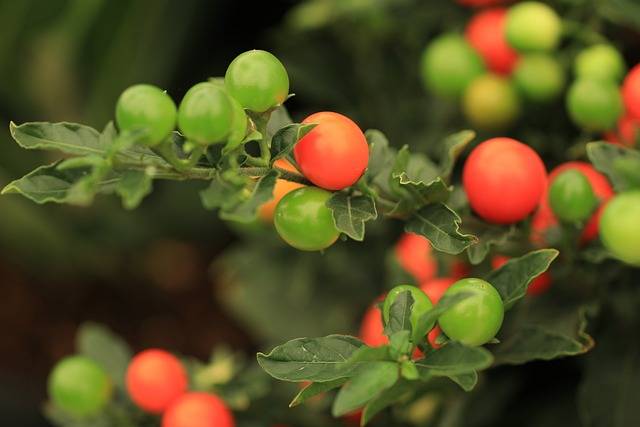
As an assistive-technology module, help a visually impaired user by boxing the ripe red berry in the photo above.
[395,233,437,283]
[427,326,443,349]
[359,304,388,347]
[463,138,547,224]
[465,8,519,75]
[622,64,640,121]
[491,255,551,295]
[420,277,456,305]
[604,114,639,147]
[162,393,235,427]
[294,112,369,190]
[126,349,188,414]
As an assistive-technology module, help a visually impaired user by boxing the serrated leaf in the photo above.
[448,371,478,391]
[486,249,559,309]
[361,380,414,426]
[76,322,132,390]
[465,219,516,265]
[326,193,377,241]
[220,170,278,222]
[257,335,364,382]
[414,292,474,340]
[1,162,120,204]
[9,121,107,155]
[332,361,399,417]
[415,342,493,376]
[289,378,347,407]
[270,123,317,162]
[115,169,153,209]
[586,142,640,191]
[439,130,475,179]
[384,291,414,338]
[405,203,477,255]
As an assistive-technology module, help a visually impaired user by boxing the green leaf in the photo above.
[448,371,478,391]
[270,123,317,162]
[9,121,107,156]
[347,345,393,366]
[289,378,347,407]
[405,203,477,255]
[199,171,249,211]
[1,162,120,204]
[384,291,414,338]
[266,105,294,141]
[465,218,516,265]
[415,342,493,376]
[361,380,414,425]
[332,361,399,417]
[414,292,474,340]
[486,249,559,309]
[364,129,394,180]
[115,170,153,209]
[439,130,475,180]
[326,193,377,241]
[57,155,106,170]
[586,141,640,191]
[389,331,412,358]
[257,335,364,382]
[76,322,132,390]
[400,360,420,380]
[220,170,278,222]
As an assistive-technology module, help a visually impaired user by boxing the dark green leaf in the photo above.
[364,129,394,180]
[270,123,317,162]
[464,218,516,265]
[257,335,364,382]
[405,203,477,255]
[448,371,478,391]
[486,249,559,309]
[389,331,412,358]
[361,380,414,426]
[414,292,474,340]
[266,106,294,140]
[415,342,493,376]
[326,193,378,241]
[289,378,347,407]
[115,170,153,209]
[9,121,106,156]
[439,130,475,180]
[220,170,278,222]
[384,291,414,338]
[199,171,249,211]
[347,345,393,365]
[586,141,640,191]
[332,361,399,417]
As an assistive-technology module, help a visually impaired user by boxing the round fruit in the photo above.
[600,191,640,266]
[575,44,626,82]
[622,64,640,121]
[162,393,235,427]
[465,8,519,75]
[274,187,340,251]
[259,159,304,222]
[513,53,565,102]
[463,137,547,224]
[359,304,388,347]
[567,78,624,131]
[395,233,437,283]
[225,50,289,113]
[491,255,552,295]
[115,84,177,145]
[548,169,598,223]
[438,278,504,346]
[226,95,248,148]
[463,74,521,129]
[420,34,485,97]
[48,356,112,417]
[177,82,234,145]
[382,285,434,341]
[505,2,562,52]
[126,349,188,414]
[420,277,456,305]
[605,114,639,147]
[294,112,369,190]
[427,326,443,349]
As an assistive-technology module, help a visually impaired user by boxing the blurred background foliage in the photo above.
[1,0,639,426]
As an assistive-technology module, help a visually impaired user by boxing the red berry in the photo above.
[420,277,456,305]
[463,138,547,224]
[343,410,363,426]
[294,112,369,190]
[427,326,443,349]
[491,255,552,295]
[465,8,519,75]
[126,349,188,414]
[605,114,639,147]
[359,304,388,347]
[622,64,640,121]
[162,393,235,427]
[395,233,437,283]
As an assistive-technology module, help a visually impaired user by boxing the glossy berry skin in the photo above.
[126,349,188,414]
[514,54,565,102]
[492,255,552,295]
[395,233,437,283]
[465,9,518,75]
[622,64,640,121]
[225,50,289,113]
[605,114,639,147]
[382,285,434,342]
[505,2,562,52]
[463,74,520,130]
[600,191,640,266]
[420,34,485,97]
[575,44,626,82]
[178,82,234,145]
[359,304,388,347]
[48,356,112,417]
[548,170,598,223]
[258,160,304,222]
[438,278,504,346]
[463,138,547,224]
[274,187,340,251]
[162,393,235,427]
[567,79,624,131]
[420,277,456,305]
[116,84,177,146]
[294,112,369,190]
